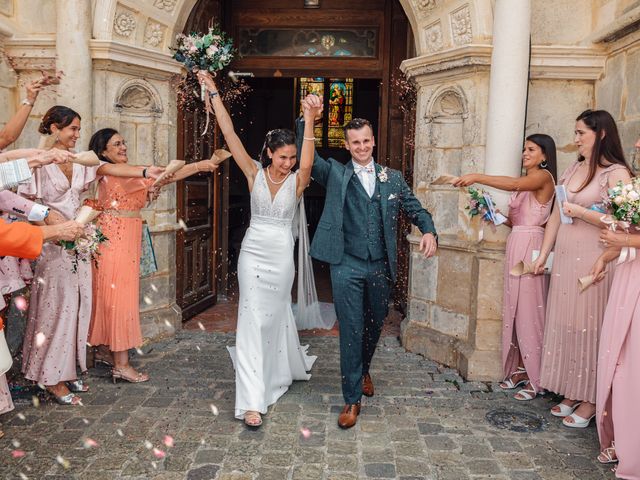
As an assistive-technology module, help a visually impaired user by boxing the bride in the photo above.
[198,71,322,428]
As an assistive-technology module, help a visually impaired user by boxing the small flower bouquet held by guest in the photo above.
[465,187,507,226]
[60,223,108,273]
[606,178,640,225]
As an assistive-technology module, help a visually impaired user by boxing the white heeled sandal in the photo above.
[500,367,527,390]
[562,412,595,428]
[550,401,581,417]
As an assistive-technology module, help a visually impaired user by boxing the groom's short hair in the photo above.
[344,118,373,138]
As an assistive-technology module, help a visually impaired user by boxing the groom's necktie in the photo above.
[354,164,374,197]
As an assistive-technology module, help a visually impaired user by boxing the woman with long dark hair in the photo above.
[198,71,320,428]
[19,106,164,405]
[453,134,557,400]
[533,110,632,427]
[87,128,219,383]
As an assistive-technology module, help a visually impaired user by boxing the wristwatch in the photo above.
[21,99,34,106]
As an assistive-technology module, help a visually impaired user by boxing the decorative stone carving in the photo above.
[415,0,436,14]
[115,80,163,115]
[425,86,469,123]
[450,5,473,45]
[424,22,444,54]
[114,11,137,38]
[144,21,165,48]
[153,0,177,12]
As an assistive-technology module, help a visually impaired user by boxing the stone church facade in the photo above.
[1,0,638,380]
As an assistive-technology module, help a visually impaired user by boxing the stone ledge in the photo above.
[530,45,606,80]
[90,40,183,75]
[400,44,492,84]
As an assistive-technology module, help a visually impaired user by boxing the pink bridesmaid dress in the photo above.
[18,163,99,386]
[502,188,553,392]
[540,162,626,403]
[596,248,640,479]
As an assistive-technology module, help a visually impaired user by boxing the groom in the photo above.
[297,96,438,428]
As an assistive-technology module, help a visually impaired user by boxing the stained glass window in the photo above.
[297,77,354,149]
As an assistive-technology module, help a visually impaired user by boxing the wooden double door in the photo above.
[176,0,415,320]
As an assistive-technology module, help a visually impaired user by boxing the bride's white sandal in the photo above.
[550,401,581,417]
[500,367,527,390]
[244,411,263,428]
[597,443,618,464]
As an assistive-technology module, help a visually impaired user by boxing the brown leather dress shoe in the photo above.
[362,373,374,397]
[338,403,361,429]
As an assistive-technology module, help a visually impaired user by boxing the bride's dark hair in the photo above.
[259,129,296,167]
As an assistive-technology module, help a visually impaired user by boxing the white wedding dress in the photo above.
[230,165,318,420]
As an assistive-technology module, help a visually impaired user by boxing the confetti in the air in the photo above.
[300,427,311,439]
[35,332,46,347]
[152,448,166,459]
[14,296,27,311]
[56,455,70,469]
[82,438,98,449]
[11,450,26,458]
[163,435,174,448]
[210,404,219,416]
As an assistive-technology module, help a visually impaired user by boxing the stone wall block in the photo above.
[625,47,640,118]
[401,319,459,368]
[429,189,461,235]
[408,297,430,325]
[150,231,176,273]
[139,273,174,310]
[473,318,502,351]
[435,248,472,314]
[430,304,469,339]
[410,251,438,302]
[459,348,501,381]
[475,256,503,320]
[136,122,155,164]
[596,53,625,119]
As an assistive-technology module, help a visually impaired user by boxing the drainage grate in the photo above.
[485,408,547,433]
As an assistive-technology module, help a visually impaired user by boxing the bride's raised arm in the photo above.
[297,95,323,197]
[197,71,259,187]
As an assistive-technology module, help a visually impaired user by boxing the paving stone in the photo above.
[365,462,397,478]
[0,332,607,479]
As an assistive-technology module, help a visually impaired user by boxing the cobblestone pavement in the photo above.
[1,331,613,479]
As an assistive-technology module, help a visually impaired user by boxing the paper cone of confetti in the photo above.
[75,205,100,225]
[72,151,101,166]
[153,160,186,186]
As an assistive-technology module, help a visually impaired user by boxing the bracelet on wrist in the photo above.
[209,90,219,98]
[142,168,147,178]
[21,98,34,107]
[303,137,316,141]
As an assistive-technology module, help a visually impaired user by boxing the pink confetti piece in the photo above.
[11,450,26,458]
[300,427,312,439]
[82,438,98,449]
[152,448,166,459]
[14,296,27,311]
[35,332,46,347]
[163,435,174,448]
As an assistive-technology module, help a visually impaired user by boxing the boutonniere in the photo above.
[377,166,388,183]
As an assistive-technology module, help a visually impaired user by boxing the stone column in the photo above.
[484,0,531,210]
[56,0,93,149]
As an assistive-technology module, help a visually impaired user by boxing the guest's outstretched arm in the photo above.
[198,71,258,186]
[97,163,165,179]
[453,170,552,193]
[0,80,43,149]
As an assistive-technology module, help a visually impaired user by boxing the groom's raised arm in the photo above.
[399,176,437,238]
[296,117,330,187]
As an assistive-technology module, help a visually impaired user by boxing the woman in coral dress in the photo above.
[533,110,632,428]
[590,135,640,478]
[19,106,164,405]
[453,134,556,400]
[88,128,219,382]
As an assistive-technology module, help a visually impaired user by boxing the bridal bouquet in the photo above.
[172,25,235,99]
[605,178,640,225]
[61,223,108,273]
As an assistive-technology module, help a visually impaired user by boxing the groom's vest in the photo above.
[343,177,386,261]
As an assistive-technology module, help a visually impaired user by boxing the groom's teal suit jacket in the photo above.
[296,119,437,282]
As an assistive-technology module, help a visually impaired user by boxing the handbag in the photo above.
[139,222,158,277]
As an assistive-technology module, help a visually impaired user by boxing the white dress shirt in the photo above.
[352,159,375,198]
